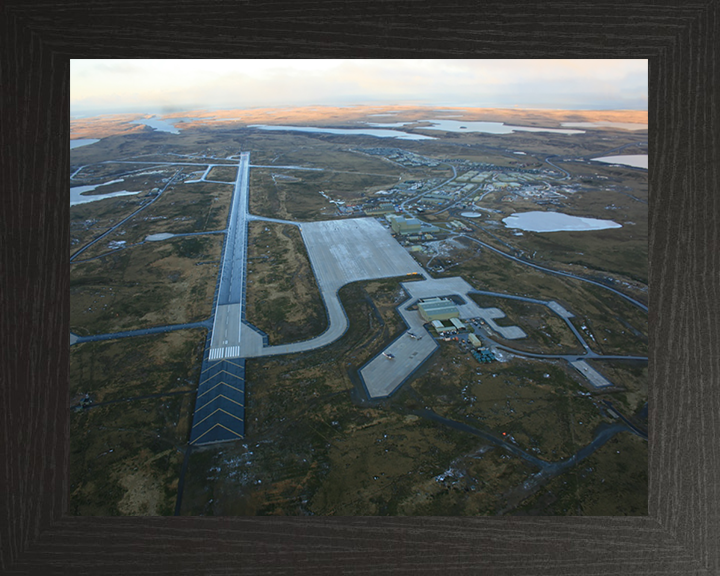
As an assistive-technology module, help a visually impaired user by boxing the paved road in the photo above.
[544,140,647,181]
[459,234,648,312]
[399,162,457,213]
[247,214,301,227]
[544,156,571,179]
[416,408,551,470]
[249,164,324,171]
[70,319,212,345]
[170,230,227,238]
[102,160,237,167]
[418,407,635,476]
[70,171,180,262]
[603,400,648,440]
[467,288,593,353]
[429,185,482,216]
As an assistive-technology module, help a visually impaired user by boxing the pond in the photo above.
[502,211,622,232]
[592,155,648,169]
[70,179,141,206]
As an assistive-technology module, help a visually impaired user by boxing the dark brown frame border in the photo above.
[2,2,718,574]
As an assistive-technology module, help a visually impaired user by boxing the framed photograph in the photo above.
[2,2,717,574]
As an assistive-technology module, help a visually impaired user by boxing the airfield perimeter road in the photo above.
[458,234,648,312]
[70,170,179,262]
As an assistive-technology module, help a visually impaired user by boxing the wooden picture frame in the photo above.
[2,2,717,574]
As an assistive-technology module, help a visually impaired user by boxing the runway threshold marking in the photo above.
[198,369,245,386]
[195,394,245,412]
[192,407,245,429]
[190,423,244,444]
[196,380,245,399]
[201,361,224,374]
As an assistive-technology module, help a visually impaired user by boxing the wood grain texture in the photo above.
[1,1,717,574]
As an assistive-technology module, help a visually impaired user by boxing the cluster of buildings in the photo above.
[386,214,440,242]
[417,298,467,336]
[446,220,472,232]
[356,147,441,168]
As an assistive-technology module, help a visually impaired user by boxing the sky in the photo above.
[70,59,648,116]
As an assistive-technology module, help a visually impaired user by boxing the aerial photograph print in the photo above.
[69,58,648,516]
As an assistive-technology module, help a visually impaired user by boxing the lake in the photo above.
[592,155,648,169]
[248,124,435,140]
[561,121,648,131]
[502,211,622,232]
[367,119,585,135]
[130,116,181,134]
[70,179,141,206]
[70,139,100,149]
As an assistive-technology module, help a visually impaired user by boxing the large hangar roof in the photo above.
[418,298,459,321]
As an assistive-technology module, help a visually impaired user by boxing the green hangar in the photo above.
[418,297,460,322]
[389,215,422,235]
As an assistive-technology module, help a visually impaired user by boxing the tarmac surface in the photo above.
[359,277,529,398]
[300,218,425,287]
[359,307,437,398]
[189,357,246,444]
[547,301,574,318]
[209,153,250,359]
[237,217,426,358]
[403,277,527,339]
[209,303,242,359]
[569,359,614,388]
[216,152,250,306]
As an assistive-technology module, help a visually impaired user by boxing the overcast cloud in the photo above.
[71,59,648,116]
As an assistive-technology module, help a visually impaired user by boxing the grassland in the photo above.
[181,406,530,516]
[71,106,647,516]
[245,222,326,344]
[249,168,402,221]
[398,344,608,460]
[70,396,193,515]
[70,329,206,403]
[206,165,238,181]
[468,293,584,354]
[514,431,648,515]
[180,272,643,515]
[69,329,205,516]
[70,235,222,335]
[409,236,647,358]
[586,360,648,415]
[74,185,231,260]
[244,142,449,221]
[71,167,232,263]
[71,195,150,256]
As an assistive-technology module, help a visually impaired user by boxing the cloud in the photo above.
[70,59,648,114]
